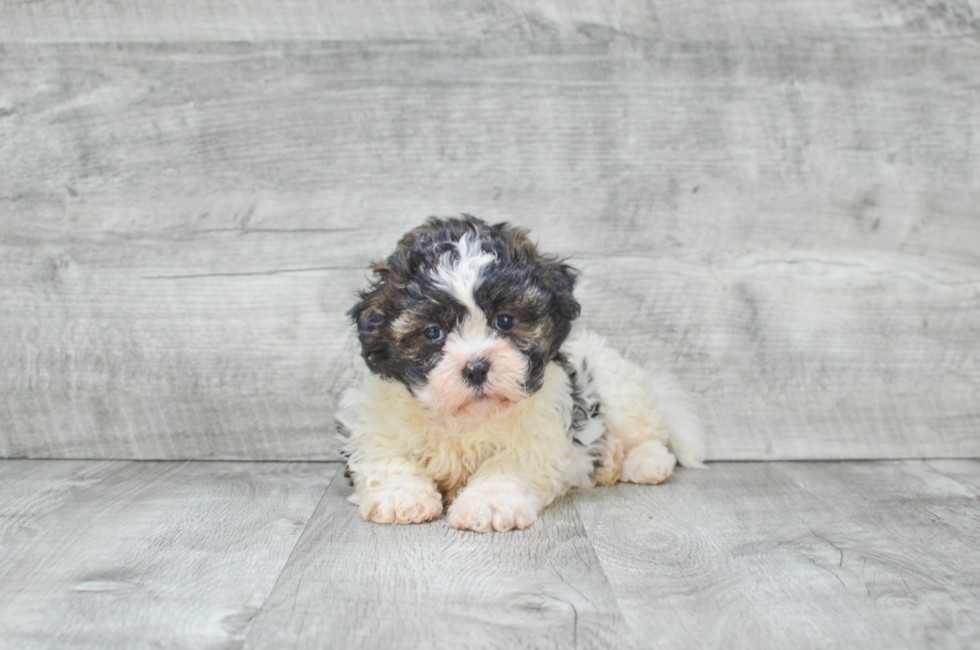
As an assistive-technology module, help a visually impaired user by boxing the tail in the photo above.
[646,370,707,468]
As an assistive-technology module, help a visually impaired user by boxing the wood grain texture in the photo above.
[2,0,979,43]
[0,460,337,649]
[2,3,978,461]
[243,469,628,649]
[0,460,126,544]
[1,459,977,648]
[1,229,360,460]
[928,458,980,490]
[574,461,980,649]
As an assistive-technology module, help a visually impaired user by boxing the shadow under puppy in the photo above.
[337,216,705,532]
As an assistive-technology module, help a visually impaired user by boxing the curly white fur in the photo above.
[563,330,706,470]
[338,328,706,532]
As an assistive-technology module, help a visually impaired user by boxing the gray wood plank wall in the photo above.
[2,1,978,461]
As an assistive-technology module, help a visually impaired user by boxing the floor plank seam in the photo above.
[238,464,342,647]
[922,460,980,496]
[567,492,636,645]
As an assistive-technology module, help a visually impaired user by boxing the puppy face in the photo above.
[350,216,580,421]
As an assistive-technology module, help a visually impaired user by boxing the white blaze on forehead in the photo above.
[430,233,496,327]
[417,233,530,421]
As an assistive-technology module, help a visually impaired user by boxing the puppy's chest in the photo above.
[413,424,519,489]
[410,403,570,497]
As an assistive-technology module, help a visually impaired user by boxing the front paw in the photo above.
[447,480,538,533]
[358,475,443,525]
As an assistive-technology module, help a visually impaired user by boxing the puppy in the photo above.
[337,216,705,532]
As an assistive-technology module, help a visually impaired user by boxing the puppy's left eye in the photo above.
[423,326,444,341]
[494,314,515,331]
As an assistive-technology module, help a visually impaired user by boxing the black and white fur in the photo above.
[337,216,705,532]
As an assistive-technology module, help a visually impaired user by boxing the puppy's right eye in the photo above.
[494,314,515,331]
[423,326,444,342]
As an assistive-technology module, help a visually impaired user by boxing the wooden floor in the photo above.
[1,459,978,649]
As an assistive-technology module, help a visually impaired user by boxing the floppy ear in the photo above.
[349,289,382,332]
[347,275,393,377]
[535,257,581,357]
[539,259,581,322]
[492,220,581,323]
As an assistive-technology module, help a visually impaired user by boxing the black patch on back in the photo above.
[554,353,602,443]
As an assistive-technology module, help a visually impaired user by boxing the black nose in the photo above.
[463,360,490,387]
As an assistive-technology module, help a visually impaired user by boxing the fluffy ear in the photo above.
[349,289,382,332]
[491,220,581,323]
[538,259,581,322]
[347,276,392,376]
[535,257,581,357]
